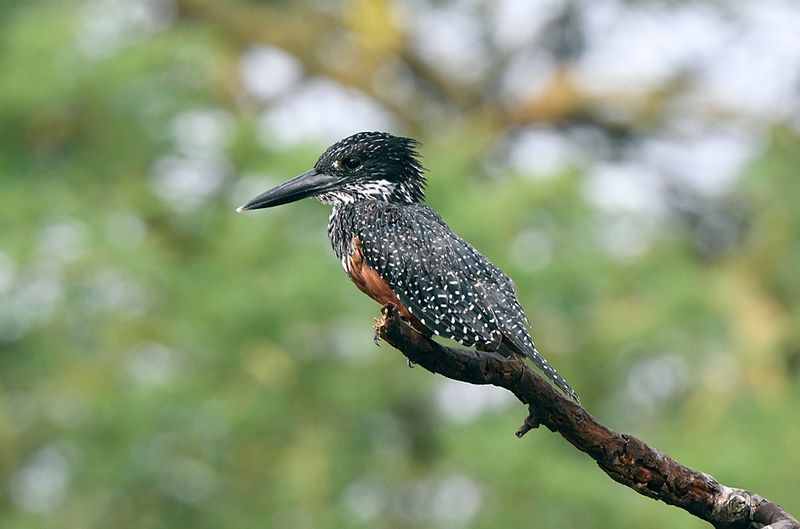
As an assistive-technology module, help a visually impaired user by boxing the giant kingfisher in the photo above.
[238,131,577,401]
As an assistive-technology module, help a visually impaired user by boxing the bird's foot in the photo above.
[374,303,399,344]
[406,358,415,368]
[380,302,398,318]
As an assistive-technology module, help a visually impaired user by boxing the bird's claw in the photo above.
[407,358,415,368]
[373,332,381,346]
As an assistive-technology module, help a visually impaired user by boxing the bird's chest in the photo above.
[327,207,356,272]
[328,207,371,280]
[342,236,424,332]
[327,207,420,326]
[344,236,395,303]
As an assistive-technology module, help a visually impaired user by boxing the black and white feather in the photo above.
[251,131,577,401]
[329,200,577,401]
[314,131,425,206]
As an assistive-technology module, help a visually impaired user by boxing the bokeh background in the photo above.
[2,0,800,527]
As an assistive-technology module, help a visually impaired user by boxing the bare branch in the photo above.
[375,303,798,529]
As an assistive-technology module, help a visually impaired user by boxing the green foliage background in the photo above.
[1,1,799,528]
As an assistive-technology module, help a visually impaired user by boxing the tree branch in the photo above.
[375,303,798,529]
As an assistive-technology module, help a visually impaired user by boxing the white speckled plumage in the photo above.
[310,132,577,401]
[329,200,576,401]
[241,131,577,401]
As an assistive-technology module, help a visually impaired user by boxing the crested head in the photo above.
[313,131,426,205]
[236,132,426,213]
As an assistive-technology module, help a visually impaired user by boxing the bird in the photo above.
[237,131,578,402]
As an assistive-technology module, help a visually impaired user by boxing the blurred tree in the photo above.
[0,1,798,528]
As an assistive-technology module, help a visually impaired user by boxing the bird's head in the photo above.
[237,132,426,212]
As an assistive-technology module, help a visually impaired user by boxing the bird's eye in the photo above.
[343,156,362,170]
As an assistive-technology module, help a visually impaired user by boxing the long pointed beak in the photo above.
[236,169,338,212]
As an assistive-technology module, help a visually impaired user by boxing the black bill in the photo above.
[236,169,337,212]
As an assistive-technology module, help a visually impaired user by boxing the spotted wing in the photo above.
[351,201,577,400]
[352,203,501,345]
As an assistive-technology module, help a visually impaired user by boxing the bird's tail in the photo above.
[530,345,579,403]
[502,338,579,403]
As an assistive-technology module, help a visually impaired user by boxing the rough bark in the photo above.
[375,303,798,529]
